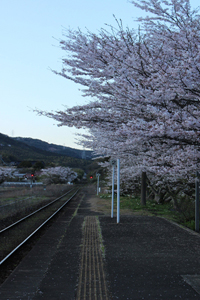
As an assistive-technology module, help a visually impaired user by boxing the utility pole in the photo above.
[0,155,8,166]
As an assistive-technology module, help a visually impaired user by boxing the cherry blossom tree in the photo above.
[41,166,77,185]
[38,0,200,202]
[0,167,15,184]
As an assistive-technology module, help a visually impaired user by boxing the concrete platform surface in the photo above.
[0,186,200,299]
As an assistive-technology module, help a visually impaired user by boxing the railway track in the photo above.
[0,188,79,266]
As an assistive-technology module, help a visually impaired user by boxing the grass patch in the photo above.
[96,216,105,258]
[120,195,175,217]
[0,184,74,222]
[100,194,197,231]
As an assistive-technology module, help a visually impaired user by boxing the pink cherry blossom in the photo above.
[41,166,77,185]
[37,0,200,201]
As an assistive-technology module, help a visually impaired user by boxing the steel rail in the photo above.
[0,189,79,265]
[0,188,75,233]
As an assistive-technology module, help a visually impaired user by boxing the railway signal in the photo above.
[30,173,34,188]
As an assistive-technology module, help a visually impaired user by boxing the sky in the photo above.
[0,0,198,150]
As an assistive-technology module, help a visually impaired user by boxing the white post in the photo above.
[96,173,100,195]
[97,176,99,195]
[117,158,120,223]
[111,165,115,218]
[195,171,199,232]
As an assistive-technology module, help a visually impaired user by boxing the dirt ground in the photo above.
[86,185,136,216]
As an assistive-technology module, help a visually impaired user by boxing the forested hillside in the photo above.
[0,133,95,171]
[13,137,92,160]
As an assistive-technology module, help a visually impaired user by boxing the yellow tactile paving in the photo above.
[76,216,109,300]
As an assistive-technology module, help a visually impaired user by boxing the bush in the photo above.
[17,161,32,168]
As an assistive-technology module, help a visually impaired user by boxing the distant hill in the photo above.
[13,137,92,160]
[0,133,95,170]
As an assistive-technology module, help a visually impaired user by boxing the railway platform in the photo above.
[1,186,200,299]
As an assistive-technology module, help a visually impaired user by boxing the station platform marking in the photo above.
[76,216,109,300]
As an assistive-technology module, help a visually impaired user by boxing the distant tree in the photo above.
[72,168,84,180]
[33,161,45,170]
[2,154,18,163]
[46,162,56,168]
[38,0,200,201]
[17,161,32,168]
[0,167,15,184]
[41,166,77,184]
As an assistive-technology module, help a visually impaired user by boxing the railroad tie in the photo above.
[76,216,109,300]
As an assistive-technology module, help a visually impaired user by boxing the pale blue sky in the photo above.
[0,0,198,149]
